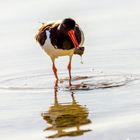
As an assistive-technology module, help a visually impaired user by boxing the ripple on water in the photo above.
[0,70,138,91]
[62,74,138,90]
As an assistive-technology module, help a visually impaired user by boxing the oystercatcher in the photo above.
[35,18,84,81]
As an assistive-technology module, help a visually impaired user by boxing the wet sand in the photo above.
[0,0,140,140]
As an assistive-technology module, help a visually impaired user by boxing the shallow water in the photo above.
[0,0,140,140]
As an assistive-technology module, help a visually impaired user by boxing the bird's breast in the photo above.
[43,30,74,59]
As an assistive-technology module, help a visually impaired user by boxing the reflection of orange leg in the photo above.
[54,79,59,105]
[68,56,72,86]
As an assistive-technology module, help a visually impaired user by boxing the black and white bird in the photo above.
[35,18,84,81]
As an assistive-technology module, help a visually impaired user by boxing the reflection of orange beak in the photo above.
[68,30,79,48]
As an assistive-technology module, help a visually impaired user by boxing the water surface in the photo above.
[0,0,140,140]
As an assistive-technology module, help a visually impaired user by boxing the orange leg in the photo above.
[68,56,72,86]
[52,61,58,80]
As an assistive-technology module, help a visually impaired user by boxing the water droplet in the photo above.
[80,56,84,64]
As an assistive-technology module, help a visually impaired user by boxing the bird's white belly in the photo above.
[42,31,74,59]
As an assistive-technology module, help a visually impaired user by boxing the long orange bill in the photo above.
[68,30,79,48]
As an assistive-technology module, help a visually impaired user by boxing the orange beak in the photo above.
[68,30,79,48]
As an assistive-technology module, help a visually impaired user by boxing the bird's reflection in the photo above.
[41,80,92,138]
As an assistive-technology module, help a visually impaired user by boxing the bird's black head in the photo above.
[59,18,76,34]
[62,18,76,31]
[59,18,79,48]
